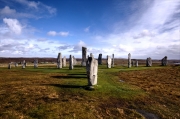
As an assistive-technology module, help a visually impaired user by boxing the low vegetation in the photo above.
[0,64,179,118]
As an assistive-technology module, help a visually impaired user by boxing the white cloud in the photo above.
[84,26,90,32]
[47,31,57,36]
[0,6,35,18]
[70,40,86,53]
[3,18,23,34]
[90,0,180,59]
[0,6,16,15]
[59,32,69,36]
[47,31,69,37]
[15,0,56,15]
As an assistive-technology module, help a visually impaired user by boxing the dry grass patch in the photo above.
[118,66,180,118]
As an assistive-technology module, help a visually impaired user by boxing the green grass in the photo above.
[0,64,179,118]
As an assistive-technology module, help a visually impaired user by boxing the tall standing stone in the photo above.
[86,57,98,86]
[98,54,102,65]
[112,54,114,67]
[81,47,87,66]
[22,60,26,69]
[146,57,152,67]
[161,56,168,66]
[107,55,111,68]
[128,53,131,68]
[34,59,38,68]
[57,53,62,69]
[73,56,77,65]
[136,60,138,67]
[62,56,66,67]
[69,55,73,70]
[8,63,11,69]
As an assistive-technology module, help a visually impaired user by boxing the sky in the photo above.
[0,0,179,59]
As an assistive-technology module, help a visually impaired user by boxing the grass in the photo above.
[0,64,179,118]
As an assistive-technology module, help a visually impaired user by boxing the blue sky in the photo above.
[0,0,179,59]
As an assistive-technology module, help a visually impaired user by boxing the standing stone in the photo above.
[69,55,73,70]
[22,60,26,69]
[128,53,131,68]
[8,63,11,69]
[161,56,168,66]
[131,60,134,67]
[107,55,111,68]
[112,54,114,67]
[57,53,62,69]
[146,57,152,67]
[86,57,98,86]
[62,56,66,67]
[34,59,38,68]
[25,63,27,67]
[136,60,138,67]
[15,62,18,67]
[73,56,77,65]
[98,54,102,65]
[81,47,87,66]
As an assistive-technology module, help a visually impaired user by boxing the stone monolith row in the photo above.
[34,59,38,68]
[62,56,66,67]
[98,54,102,65]
[107,55,111,68]
[128,53,131,68]
[146,57,152,67]
[86,57,98,86]
[57,53,62,69]
[161,56,168,66]
[81,47,87,66]
[69,55,73,70]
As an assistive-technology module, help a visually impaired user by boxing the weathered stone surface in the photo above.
[69,55,73,70]
[34,59,38,68]
[161,56,168,66]
[128,53,131,68]
[86,57,98,86]
[98,54,102,65]
[15,63,18,67]
[57,53,62,69]
[62,56,66,67]
[112,54,114,67]
[136,60,138,67]
[146,57,152,67]
[22,60,26,69]
[73,56,77,65]
[131,60,134,67]
[8,63,11,69]
[107,55,111,68]
[81,47,87,66]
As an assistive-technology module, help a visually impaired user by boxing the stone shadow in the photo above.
[68,73,87,75]
[51,74,87,79]
[44,84,93,91]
